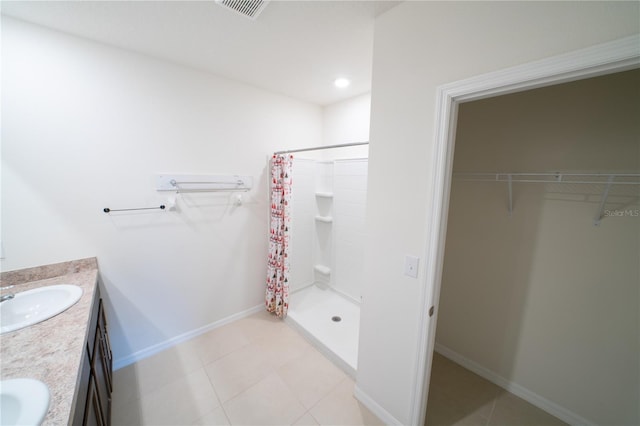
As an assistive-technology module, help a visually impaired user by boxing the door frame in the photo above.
[411,35,640,426]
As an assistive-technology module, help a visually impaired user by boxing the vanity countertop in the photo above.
[0,257,99,425]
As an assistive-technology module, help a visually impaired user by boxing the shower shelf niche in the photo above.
[314,265,331,275]
[315,215,333,223]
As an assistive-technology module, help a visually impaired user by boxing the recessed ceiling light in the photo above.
[334,78,350,88]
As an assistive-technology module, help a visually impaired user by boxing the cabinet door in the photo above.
[98,300,113,392]
[92,322,111,426]
[72,344,92,426]
[84,377,104,426]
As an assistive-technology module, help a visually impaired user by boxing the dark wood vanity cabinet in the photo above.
[73,285,113,426]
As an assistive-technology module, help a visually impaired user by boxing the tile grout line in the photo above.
[301,375,356,425]
[197,323,260,426]
[485,389,499,426]
[200,362,231,425]
[276,364,351,426]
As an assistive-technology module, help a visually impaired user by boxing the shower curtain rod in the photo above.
[274,141,368,155]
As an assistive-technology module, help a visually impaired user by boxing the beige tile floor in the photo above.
[425,353,567,426]
[111,310,383,426]
[112,311,567,426]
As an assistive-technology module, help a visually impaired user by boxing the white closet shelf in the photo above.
[453,172,640,226]
[315,215,333,223]
[314,265,331,275]
[315,192,334,198]
[453,172,640,185]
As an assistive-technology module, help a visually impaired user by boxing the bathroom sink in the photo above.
[0,285,82,334]
[0,378,50,425]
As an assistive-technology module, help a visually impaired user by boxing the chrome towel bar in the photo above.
[103,205,165,213]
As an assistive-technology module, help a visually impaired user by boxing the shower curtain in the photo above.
[265,154,293,318]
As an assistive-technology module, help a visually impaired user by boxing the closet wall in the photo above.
[436,70,640,425]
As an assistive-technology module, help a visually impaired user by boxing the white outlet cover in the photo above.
[404,255,419,278]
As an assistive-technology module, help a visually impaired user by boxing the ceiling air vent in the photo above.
[215,0,269,20]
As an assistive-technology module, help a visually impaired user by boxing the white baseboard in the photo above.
[113,304,264,370]
[354,384,404,426]
[434,343,596,426]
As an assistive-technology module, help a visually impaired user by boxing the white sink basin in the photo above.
[0,285,83,334]
[0,378,50,425]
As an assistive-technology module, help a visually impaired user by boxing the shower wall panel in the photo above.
[289,158,315,292]
[333,159,368,302]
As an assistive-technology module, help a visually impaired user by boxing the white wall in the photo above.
[1,16,323,365]
[438,70,639,425]
[323,92,370,145]
[358,2,640,424]
[321,92,370,159]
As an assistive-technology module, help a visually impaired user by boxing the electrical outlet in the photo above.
[404,255,419,278]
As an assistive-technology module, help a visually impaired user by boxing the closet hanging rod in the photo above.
[274,141,368,155]
[453,172,639,225]
[453,172,640,185]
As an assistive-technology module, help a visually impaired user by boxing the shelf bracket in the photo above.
[593,175,615,226]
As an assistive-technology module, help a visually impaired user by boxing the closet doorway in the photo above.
[425,69,639,426]
[413,37,640,426]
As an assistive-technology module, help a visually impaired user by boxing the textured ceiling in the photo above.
[1,0,400,105]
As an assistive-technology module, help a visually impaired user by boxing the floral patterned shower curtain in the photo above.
[265,154,293,318]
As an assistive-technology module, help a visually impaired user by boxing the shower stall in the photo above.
[282,144,368,377]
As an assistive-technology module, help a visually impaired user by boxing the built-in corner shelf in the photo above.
[315,192,334,198]
[315,215,333,223]
[314,264,331,275]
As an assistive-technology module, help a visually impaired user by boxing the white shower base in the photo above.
[286,285,360,377]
